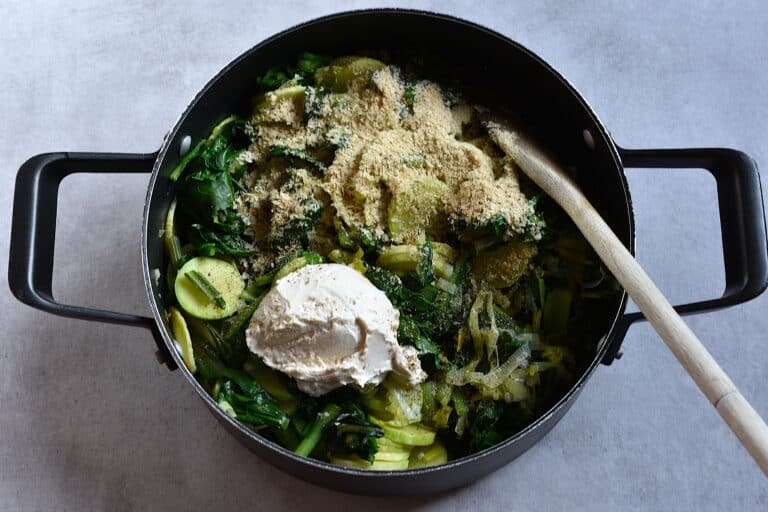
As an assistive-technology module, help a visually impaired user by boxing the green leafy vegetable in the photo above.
[172,117,253,258]
[367,254,467,370]
[358,228,385,256]
[256,68,293,90]
[197,357,288,430]
[521,195,546,241]
[297,52,331,74]
[276,201,323,249]
[366,266,404,298]
[466,401,505,451]
[170,140,205,181]
[488,214,508,238]
[303,85,329,119]
[222,302,260,345]
[217,380,288,430]
[324,402,383,463]
[404,83,416,107]
[334,218,357,251]
[398,315,449,368]
[269,145,327,172]
[480,196,545,242]
[295,403,342,457]
[406,242,435,289]
[187,224,253,258]
[255,52,331,91]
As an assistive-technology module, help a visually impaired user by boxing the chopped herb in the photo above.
[404,83,416,106]
[186,270,226,309]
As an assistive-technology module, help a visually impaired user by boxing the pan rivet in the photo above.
[582,129,595,150]
[179,135,192,157]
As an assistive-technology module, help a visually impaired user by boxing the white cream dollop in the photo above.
[246,263,426,396]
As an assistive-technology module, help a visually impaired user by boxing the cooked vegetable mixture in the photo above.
[163,52,619,470]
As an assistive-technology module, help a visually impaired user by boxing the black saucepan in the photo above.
[9,9,768,495]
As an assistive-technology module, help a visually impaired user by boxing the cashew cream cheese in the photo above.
[245,263,426,396]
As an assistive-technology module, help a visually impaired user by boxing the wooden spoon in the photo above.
[486,121,768,476]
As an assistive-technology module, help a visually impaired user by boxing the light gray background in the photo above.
[1,1,766,510]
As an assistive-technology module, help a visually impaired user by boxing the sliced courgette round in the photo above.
[330,455,410,471]
[271,84,306,101]
[387,176,450,243]
[408,440,448,469]
[369,416,436,446]
[254,85,306,123]
[168,306,196,373]
[175,257,244,320]
[373,450,411,462]
[314,57,386,92]
[471,240,537,289]
[163,199,182,265]
[374,437,412,462]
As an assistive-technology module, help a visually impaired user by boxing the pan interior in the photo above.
[142,9,632,478]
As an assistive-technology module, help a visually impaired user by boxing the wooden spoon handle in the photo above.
[490,127,768,475]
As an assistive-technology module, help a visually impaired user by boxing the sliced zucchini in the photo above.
[242,357,299,415]
[175,257,244,320]
[254,84,306,123]
[388,176,450,243]
[408,440,448,469]
[185,315,215,347]
[373,449,411,463]
[377,243,450,278]
[330,455,409,471]
[362,394,390,419]
[168,306,196,373]
[373,450,411,467]
[244,358,295,402]
[375,437,412,462]
[369,416,436,446]
[271,84,305,101]
[163,199,182,266]
[430,241,458,263]
[376,245,421,273]
[472,240,537,289]
[315,57,386,92]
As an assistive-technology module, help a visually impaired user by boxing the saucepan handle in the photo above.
[603,147,768,364]
[8,152,177,369]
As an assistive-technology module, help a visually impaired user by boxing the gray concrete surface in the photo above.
[1,1,767,510]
